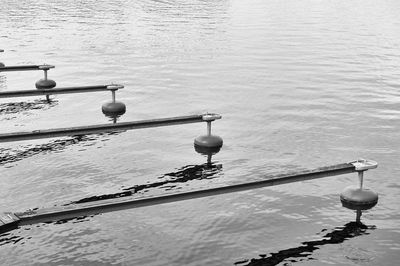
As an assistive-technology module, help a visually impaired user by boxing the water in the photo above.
[1,0,400,265]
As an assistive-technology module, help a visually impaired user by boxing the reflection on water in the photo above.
[0,134,108,167]
[0,99,57,117]
[0,215,91,246]
[68,158,222,205]
[1,0,400,264]
[236,219,375,266]
[0,232,24,247]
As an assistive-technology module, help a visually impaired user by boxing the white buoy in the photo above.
[102,84,126,118]
[194,113,223,149]
[340,159,378,211]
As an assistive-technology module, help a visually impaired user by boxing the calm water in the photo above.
[1,0,400,265]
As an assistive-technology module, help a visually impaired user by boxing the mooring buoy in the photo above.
[340,159,378,211]
[194,145,221,156]
[194,113,223,150]
[35,65,56,102]
[102,84,126,118]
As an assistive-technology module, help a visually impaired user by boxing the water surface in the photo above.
[1,0,400,265]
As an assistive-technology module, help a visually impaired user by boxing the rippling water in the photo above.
[1,0,400,265]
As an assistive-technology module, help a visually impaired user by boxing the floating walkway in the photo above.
[0,160,376,232]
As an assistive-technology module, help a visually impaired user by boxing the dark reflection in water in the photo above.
[0,216,92,247]
[0,160,223,244]
[235,220,376,266]
[0,232,25,246]
[47,215,92,225]
[0,99,58,117]
[0,134,110,167]
[67,159,223,205]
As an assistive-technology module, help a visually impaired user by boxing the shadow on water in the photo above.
[0,232,25,246]
[0,157,223,244]
[0,99,58,117]
[234,213,376,266]
[0,134,113,167]
[66,157,223,205]
[0,215,93,246]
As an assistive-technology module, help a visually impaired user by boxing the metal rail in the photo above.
[0,114,220,143]
[0,64,54,72]
[0,85,122,98]
[0,161,360,229]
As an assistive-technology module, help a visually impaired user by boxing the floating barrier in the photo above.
[0,64,53,73]
[0,159,377,232]
[0,84,125,114]
[0,113,222,143]
[0,84,123,99]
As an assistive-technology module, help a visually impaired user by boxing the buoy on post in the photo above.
[340,159,378,222]
[35,64,56,102]
[102,84,126,122]
[0,49,4,67]
[194,113,223,158]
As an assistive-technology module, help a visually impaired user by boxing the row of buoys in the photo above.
[0,49,224,155]
[2,50,379,218]
[0,52,127,119]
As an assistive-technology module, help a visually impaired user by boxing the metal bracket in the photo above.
[0,212,20,225]
[202,113,222,121]
[38,64,55,70]
[106,84,124,91]
[349,159,378,171]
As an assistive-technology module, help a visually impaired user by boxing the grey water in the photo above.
[1,0,400,265]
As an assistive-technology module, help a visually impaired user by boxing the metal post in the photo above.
[111,90,116,103]
[356,210,362,223]
[207,121,211,136]
[44,69,50,102]
[358,171,364,189]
